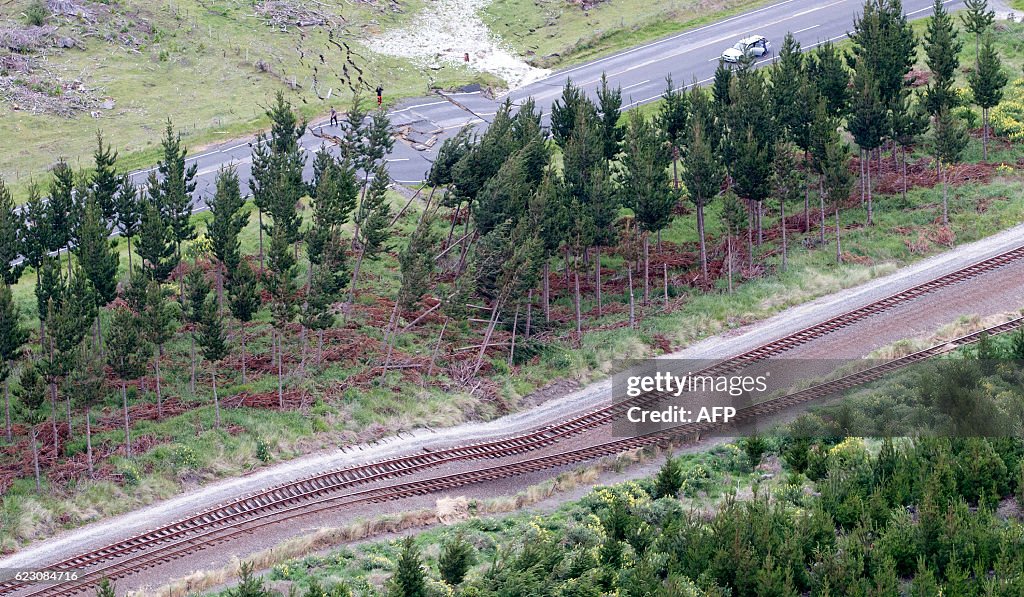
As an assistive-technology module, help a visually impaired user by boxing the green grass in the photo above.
[481,0,769,69]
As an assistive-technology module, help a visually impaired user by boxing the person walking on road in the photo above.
[376,85,383,108]
[330,106,339,127]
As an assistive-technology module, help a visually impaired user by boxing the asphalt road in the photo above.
[146,0,963,206]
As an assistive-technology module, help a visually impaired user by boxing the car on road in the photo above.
[721,35,771,63]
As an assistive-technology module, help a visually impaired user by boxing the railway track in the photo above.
[5,244,1024,596]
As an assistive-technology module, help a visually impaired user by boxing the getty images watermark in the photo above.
[610,359,850,437]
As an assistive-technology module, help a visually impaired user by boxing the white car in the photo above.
[721,35,771,63]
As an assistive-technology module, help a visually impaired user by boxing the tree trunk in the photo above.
[508,305,519,368]
[85,408,93,479]
[65,394,72,443]
[258,209,265,271]
[543,262,550,323]
[122,381,131,458]
[347,248,367,314]
[663,263,669,305]
[627,265,636,328]
[212,368,220,429]
[382,302,400,374]
[525,289,532,340]
[126,235,134,276]
[859,149,866,206]
[427,317,448,378]
[31,428,41,491]
[240,329,247,383]
[472,301,502,377]
[189,334,196,396]
[573,255,582,337]
[154,348,163,418]
[803,151,811,232]
[942,164,949,226]
[756,200,763,246]
[727,234,733,293]
[49,381,58,456]
[594,246,602,317]
[901,145,908,202]
[672,146,680,190]
[3,378,10,443]
[818,176,826,244]
[866,155,873,226]
[982,107,989,162]
[446,203,461,249]
[834,199,843,265]
[277,330,284,408]
[697,201,708,283]
[643,234,650,306]
[66,245,73,281]
[780,194,787,272]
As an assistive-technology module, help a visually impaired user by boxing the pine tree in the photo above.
[197,293,228,428]
[596,72,623,162]
[960,0,995,66]
[770,143,804,272]
[229,562,270,597]
[95,578,116,597]
[731,127,771,250]
[820,132,854,264]
[228,260,261,383]
[75,198,119,306]
[207,166,248,307]
[0,284,28,442]
[654,455,685,499]
[847,61,887,225]
[923,0,963,116]
[348,164,392,308]
[21,185,52,291]
[106,306,149,457]
[809,41,850,119]
[438,534,476,587]
[931,107,969,226]
[267,226,298,408]
[550,78,592,149]
[148,119,197,268]
[307,153,357,267]
[719,190,746,293]
[772,33,805,142]
[136,197,176,282]
[90,131,120,221]
[183,267,211,396]
[0,176,23,286]
[711,60,733,120]
[397,216,438,314]
[48,159,75,278]
[890,88,931,200]
[391,537,427,597]
[35,256,63,345]
[969,35,1008,161]
[251,92,306,251]
[137,275,177,418]
[115,177,142,274]
[682,119,723,284]
[658,75,689,189]
[619,111,673,305]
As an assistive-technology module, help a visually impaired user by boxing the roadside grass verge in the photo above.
[481,0,769,69]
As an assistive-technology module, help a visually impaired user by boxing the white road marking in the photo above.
[794,25,820,34]
[793,0,845,18]
[622,79,650,90]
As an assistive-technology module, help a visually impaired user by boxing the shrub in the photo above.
[255,437,271,462]
[24,1,48,26]
[438,533,475,586]
[652,456,684,499]
[173,445,199,470]
[990,79,1024,142]
[120,463,140,486]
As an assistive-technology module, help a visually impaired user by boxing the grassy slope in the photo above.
[481,0,768,69]
[0,0,493,194]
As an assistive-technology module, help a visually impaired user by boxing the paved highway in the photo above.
[125,0,962,206]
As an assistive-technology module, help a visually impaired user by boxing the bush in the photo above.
[24,1,48,26]
[438,533,476,586]
[173,445,199,470]
[652,456,684,499]
[255,437,271,462]
[990,79,1024,142]
[120,463,140,486]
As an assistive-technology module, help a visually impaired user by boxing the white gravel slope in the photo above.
[367,0,550,89]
